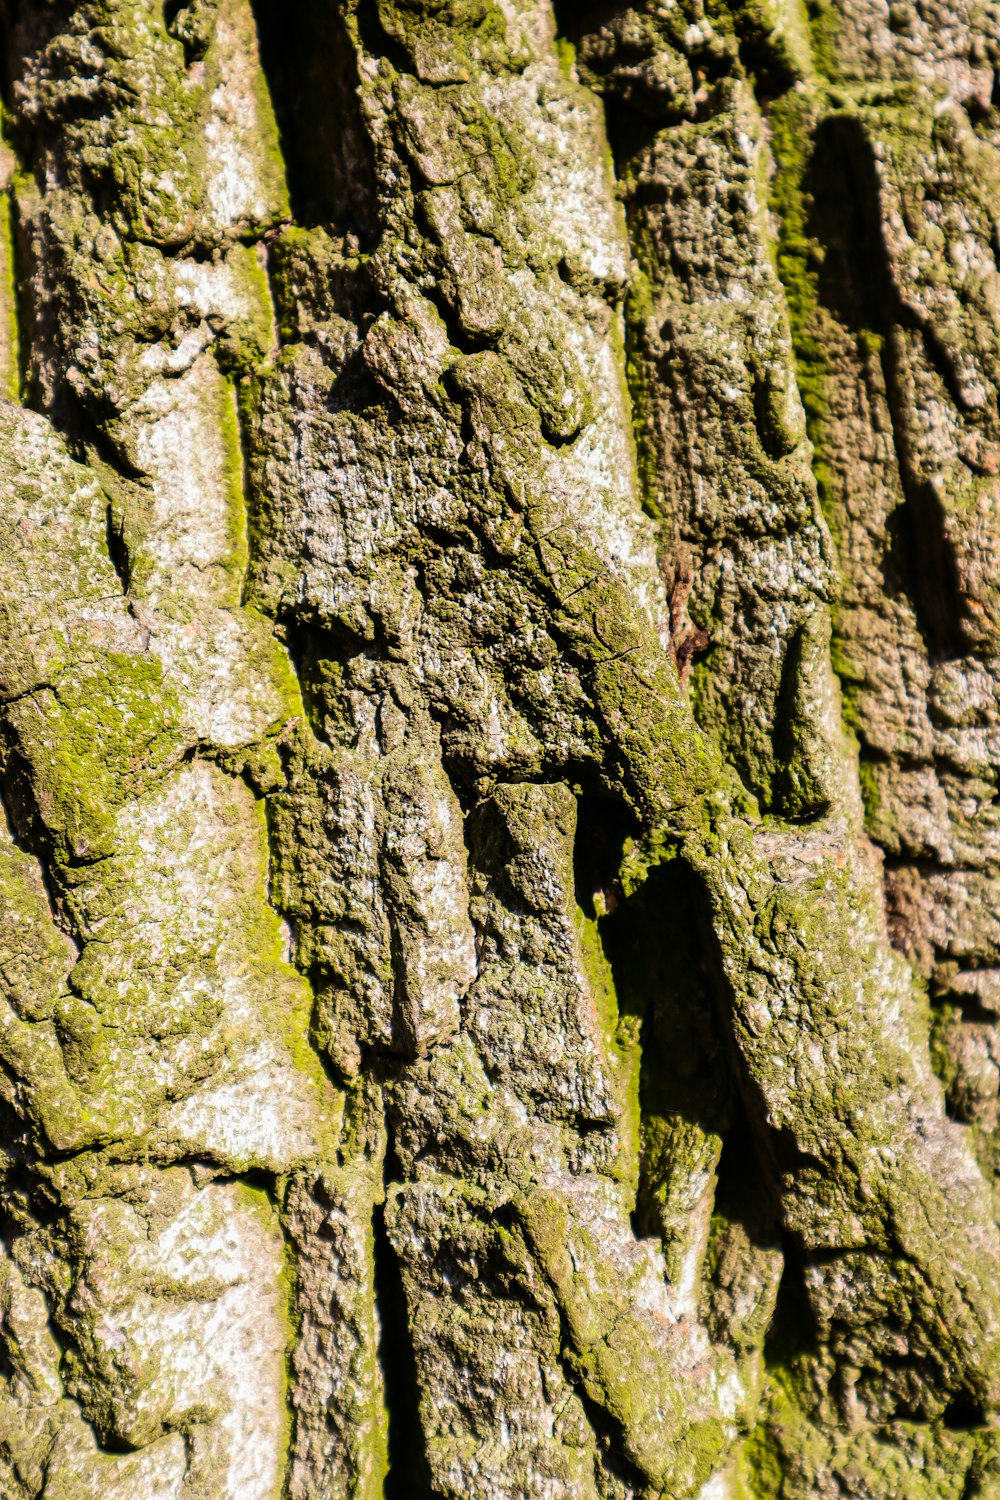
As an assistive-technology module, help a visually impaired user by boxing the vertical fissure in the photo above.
[774,104,970,664]
[374,1120,433,1500]
[248,0,378,237]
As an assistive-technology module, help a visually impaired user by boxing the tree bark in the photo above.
[0,1,996,1496]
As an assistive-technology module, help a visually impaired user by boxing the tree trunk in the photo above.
[0,1,996,1495]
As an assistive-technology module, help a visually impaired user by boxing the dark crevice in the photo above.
[880,333,971,661]
[711,1117,784,1256]
[598,852,726,1123]
[0,1109,163,1460]
[934,990,997,1027]
[0,780,72,942]
[622,852,811,1237]
[375,1128,433,1500]
[572,801,793,1270]
[564,1352,657,1496]
[572,791,637,926]
[550,1,682,174]
[74,427,148,487]
[906,309,979,417]
[104,502,131,595]
[943,1395,988,1431]
[0,759,76,943]
[553,0,771,176]
[881,852,980,876]
[163,1,214,66]
[423,282,495,360]
[8,204,155,479]
[707,0,800,101]
[0,3,17,113]
[794,111,971,662]
[354,0,415,79]
[279,619,383,749]
[763,1237,822,1371]
[248,0,378,238]
[265,228,381,361]
[751,369,793,462]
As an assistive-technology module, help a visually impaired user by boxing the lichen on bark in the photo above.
[0,1,994,1496]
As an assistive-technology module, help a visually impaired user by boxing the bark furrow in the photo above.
[0,2,994,1497]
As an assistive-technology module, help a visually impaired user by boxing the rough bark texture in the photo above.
[0,1,996,1496]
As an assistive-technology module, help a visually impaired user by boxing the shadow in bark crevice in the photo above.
[374,1128,434,1500]
[573,795,787,1267]
[550,1322,657,1497]
[552,0,796,178]
[248,0,379,240]
[802,111,970,663]
[761,1238,822,1374]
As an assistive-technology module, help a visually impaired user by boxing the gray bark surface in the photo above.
[0,1,995,1496]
